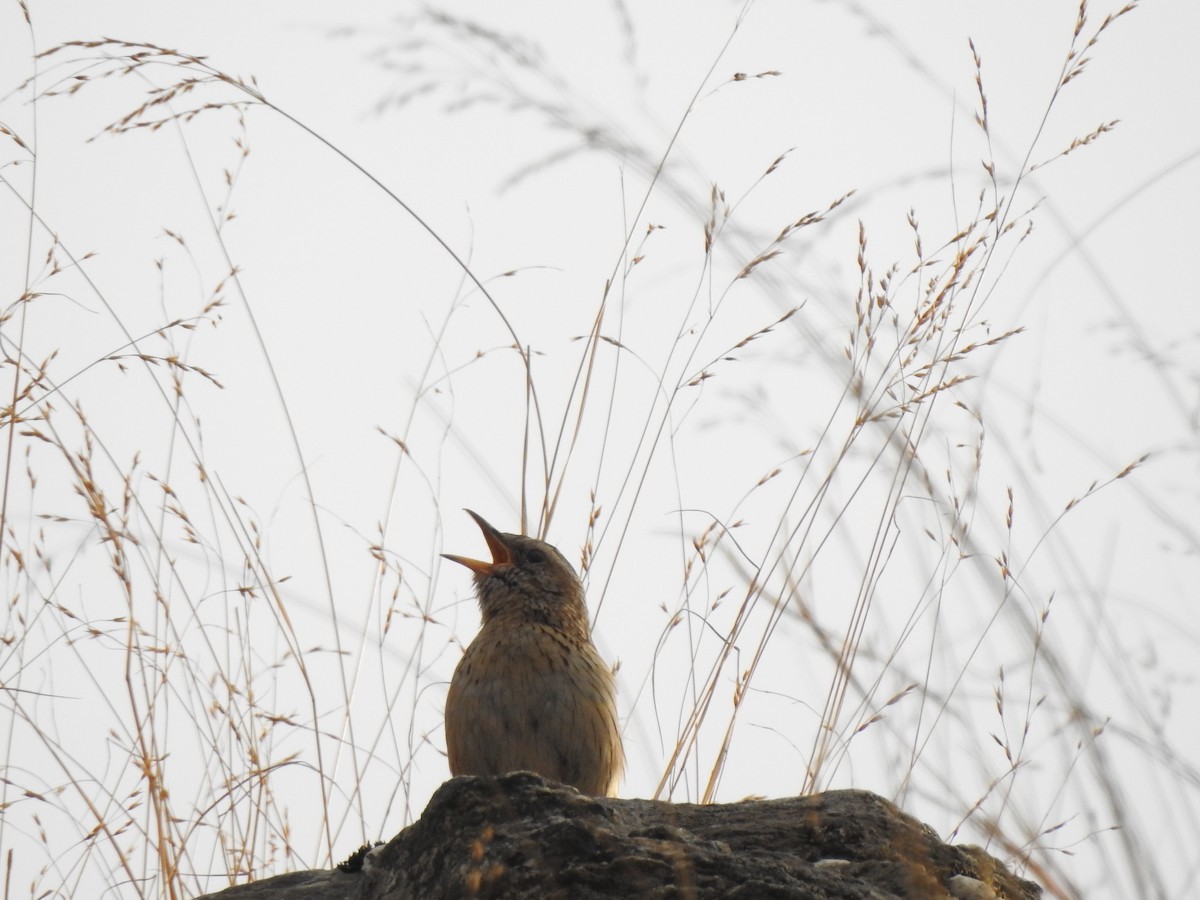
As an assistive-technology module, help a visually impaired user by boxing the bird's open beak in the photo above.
[442,509,513,575]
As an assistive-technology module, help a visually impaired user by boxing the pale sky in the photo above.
[2,2,1198,898]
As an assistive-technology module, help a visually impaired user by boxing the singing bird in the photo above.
[442,510,623,796]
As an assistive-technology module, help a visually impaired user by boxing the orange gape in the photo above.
[443,510,623,797]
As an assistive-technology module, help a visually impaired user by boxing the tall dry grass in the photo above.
[2,2,1195,898]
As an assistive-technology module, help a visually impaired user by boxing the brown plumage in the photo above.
[442,510,623,796]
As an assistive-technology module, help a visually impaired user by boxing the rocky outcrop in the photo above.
[200,772,1041,899]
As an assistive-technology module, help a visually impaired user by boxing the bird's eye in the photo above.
[525,548,547,564]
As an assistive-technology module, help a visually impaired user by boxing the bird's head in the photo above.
[442,509,590,635]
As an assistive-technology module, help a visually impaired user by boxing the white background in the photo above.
[1,2,1197,898]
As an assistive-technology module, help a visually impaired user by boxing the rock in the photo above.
[200,772,1041,899]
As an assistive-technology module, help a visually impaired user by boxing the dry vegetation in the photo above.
[2,2,1195,899]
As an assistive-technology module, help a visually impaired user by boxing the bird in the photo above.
[442,509,623,797]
